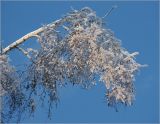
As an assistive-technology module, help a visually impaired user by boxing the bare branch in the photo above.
[102,5,117,18]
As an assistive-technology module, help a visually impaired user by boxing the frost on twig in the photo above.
[1,7,145,122]
[28,7,144,108]
[0,55,40,123]
[0,55,19,96]
[0,55,25,122]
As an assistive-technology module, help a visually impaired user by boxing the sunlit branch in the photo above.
[2,19,63,54]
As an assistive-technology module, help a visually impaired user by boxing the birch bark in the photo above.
[2,19,63,54]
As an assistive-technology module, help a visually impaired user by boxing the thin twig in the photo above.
[15,47,31,60]
[102,5,117,19]
[62,25,70,31]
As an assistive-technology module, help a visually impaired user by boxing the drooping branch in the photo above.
[1,7,146,123]
[2,19,63,54]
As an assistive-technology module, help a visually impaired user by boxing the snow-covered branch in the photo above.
[1,7,146,123]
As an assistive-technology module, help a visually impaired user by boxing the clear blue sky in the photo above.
[1,1,159,123]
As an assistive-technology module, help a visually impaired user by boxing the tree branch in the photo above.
[15,47,31,60]
[2,19,63,54]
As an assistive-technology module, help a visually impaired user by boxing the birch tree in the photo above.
[0,7,145,123]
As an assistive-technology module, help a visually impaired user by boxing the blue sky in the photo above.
[1,1,159,123]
